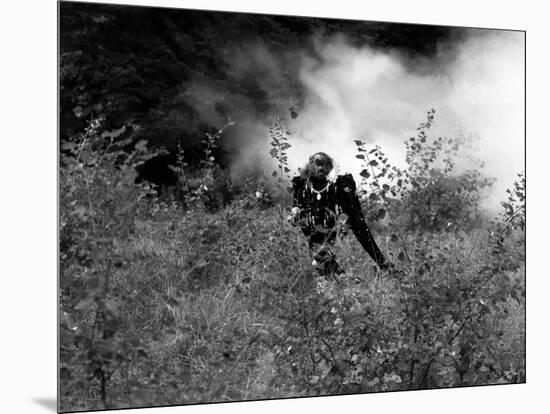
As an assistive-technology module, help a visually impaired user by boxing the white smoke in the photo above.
[282,30,524,212]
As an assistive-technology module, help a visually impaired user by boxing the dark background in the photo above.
[60,1,468,183]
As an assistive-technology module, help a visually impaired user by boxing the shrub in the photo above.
[59,112,524,411]
[500,172,525,231]
[355,109,495,231]
[59,117,164,410]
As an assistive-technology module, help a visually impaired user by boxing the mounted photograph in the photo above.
[58,1,525,412]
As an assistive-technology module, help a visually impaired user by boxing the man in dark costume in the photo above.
[289,152,391,276]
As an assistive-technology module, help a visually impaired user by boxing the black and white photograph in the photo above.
[57,1,526,412]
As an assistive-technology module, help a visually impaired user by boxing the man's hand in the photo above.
[287,207,301,226]
[337,213,350,237]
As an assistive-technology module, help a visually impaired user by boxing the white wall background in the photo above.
[0,0,545,413]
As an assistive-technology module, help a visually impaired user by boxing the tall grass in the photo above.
[59,115,525,411]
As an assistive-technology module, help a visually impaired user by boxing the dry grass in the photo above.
[60,195,525,411]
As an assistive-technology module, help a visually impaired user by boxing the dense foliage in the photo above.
[355,109,495,231]
[60,2,468,173]
[59,114,525,411]
[59,4,524,411]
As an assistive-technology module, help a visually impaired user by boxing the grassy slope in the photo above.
[60,197,525,411]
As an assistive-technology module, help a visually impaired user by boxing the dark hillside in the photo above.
[60,2,465,170]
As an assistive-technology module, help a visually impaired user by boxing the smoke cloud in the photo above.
[285,29,524,212]
[189,27,524,213]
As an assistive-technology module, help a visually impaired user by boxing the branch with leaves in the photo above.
[269,116,292,185]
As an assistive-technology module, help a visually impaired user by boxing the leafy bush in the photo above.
[500,172,525,231]
[59,118,164,410]
[355,109,495,231]
[264,226,524,395]
[59,112,524,411]
[268,116,294,204]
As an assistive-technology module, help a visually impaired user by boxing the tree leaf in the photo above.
[195,346,208,357]
[226,389,242,400]
[86,277,100,290]
[74,297,94,310]
[359,169,370,179]
[61,142,77,151]
[104,299,119,314]
[166,297,179,307]
[134,140,148,152]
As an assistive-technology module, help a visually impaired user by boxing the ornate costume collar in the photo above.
[307,179,332,200]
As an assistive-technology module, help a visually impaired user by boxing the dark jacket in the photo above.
[291,174,390,270]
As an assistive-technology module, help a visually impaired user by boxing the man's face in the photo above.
[311,155,331,179]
